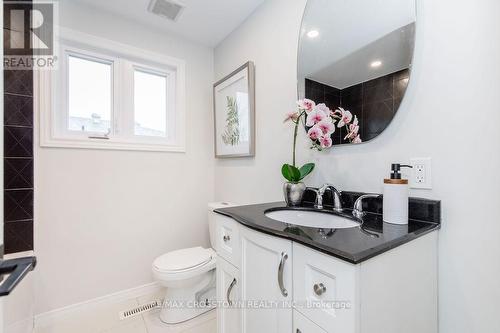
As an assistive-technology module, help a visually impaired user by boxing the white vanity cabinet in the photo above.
[214,214,438,333]
[215,214,240,267]
[293,243,358,333]
[293,309,327,333]
[216,257,240,333]
[239,226,293,333]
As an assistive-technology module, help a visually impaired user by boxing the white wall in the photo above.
[214,0,500,332]
[34,1,214,314]
[4,252,35,333]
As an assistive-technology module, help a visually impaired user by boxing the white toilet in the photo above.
[152,202,232,324]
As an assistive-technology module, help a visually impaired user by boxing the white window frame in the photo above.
[37,28,186,152]
[129,63,177,144]
[59,48,118,139]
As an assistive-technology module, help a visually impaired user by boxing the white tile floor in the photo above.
[34,291,216,333]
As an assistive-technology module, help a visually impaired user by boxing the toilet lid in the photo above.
[153,247,213,272]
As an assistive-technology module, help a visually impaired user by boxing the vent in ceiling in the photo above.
[148,0,185,21]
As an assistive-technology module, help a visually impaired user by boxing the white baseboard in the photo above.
[34,282,163,327]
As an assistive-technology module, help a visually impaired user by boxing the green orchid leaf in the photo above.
[281,164,301,182]
[299,163,315,181]
[281,164,293,181]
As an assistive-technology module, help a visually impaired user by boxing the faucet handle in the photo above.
[353,194,381,218]
[306,187,324,209]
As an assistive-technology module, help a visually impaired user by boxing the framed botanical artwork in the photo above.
[213,61,255,158]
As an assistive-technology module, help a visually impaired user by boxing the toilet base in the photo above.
[160,302,215,324]
[159,272,216,324]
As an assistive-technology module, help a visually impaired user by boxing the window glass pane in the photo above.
[68,55,112,134]
[134,69,167,137]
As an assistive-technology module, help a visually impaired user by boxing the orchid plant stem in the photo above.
[292,120,298,167]
[292,111,305,168]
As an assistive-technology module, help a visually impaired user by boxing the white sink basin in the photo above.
[265,209,360,229]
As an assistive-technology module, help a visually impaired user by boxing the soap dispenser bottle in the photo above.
[383,163,413,225]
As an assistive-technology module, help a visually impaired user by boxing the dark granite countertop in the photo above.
[215,201,440,264]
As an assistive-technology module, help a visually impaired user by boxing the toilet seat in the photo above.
[153,247,216,281]
[151,203,233,324]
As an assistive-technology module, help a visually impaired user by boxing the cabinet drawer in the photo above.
[215,214,240,267]
[293,310,327,333]
[293,243,358,333]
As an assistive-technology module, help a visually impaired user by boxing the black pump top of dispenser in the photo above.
[390,163,413,179]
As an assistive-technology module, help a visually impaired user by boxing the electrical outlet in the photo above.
[410,158,432,189]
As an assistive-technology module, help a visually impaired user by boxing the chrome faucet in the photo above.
[307,184,343,211]
[352,194,381,219]
[319,184,343,212]
[306,188,323,209]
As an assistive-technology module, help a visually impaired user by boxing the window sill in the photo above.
[40,136,186,153]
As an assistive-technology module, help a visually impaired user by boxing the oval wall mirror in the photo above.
[298,0,416,145]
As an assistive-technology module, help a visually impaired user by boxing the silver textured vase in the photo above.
[283,182,306,206]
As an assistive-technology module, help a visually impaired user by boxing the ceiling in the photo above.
[309,24,415,89]
[298,0,416,89]
[72,0,265,47]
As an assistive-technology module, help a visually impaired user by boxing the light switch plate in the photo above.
[410,157,432,189]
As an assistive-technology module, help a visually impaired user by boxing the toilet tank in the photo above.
[208,202,234,248]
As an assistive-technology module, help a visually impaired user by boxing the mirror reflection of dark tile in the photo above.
[324,93,340,111]
[393,68,410,81]
[363,83,394,103]
[394,77,410,99]
[304,68,410,144]
[363,73,393,89]
[364,100,395,134]
[324,84,340,97]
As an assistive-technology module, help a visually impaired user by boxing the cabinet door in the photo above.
[216,257,240,333]
[293,310,327,333]
[240,226,293,333]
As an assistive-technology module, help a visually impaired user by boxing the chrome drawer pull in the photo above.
[278,252,289,297]
[314,283,327,296]
[227,278,237,306]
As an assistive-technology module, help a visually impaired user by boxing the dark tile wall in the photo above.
[3,2,34,254]
[305,78,344,144]
[305,69,410,144]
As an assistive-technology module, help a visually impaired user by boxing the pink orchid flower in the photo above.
[307,126,323,141]
[314,103,331,115]
[319,136,333,149]
[344,116,360,140]
[330,108,341,119]
[337,107,353,128]
[306,109,326,127]
[352,135,362,144]
[283,111,300,123]
[317,119,335,135]
[297,99,316,112]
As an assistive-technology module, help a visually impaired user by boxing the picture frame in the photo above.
[213,61,255,158]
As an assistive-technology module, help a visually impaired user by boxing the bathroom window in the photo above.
[67,54,113,135]
[133,68,168,138]
[40,32,186,152]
